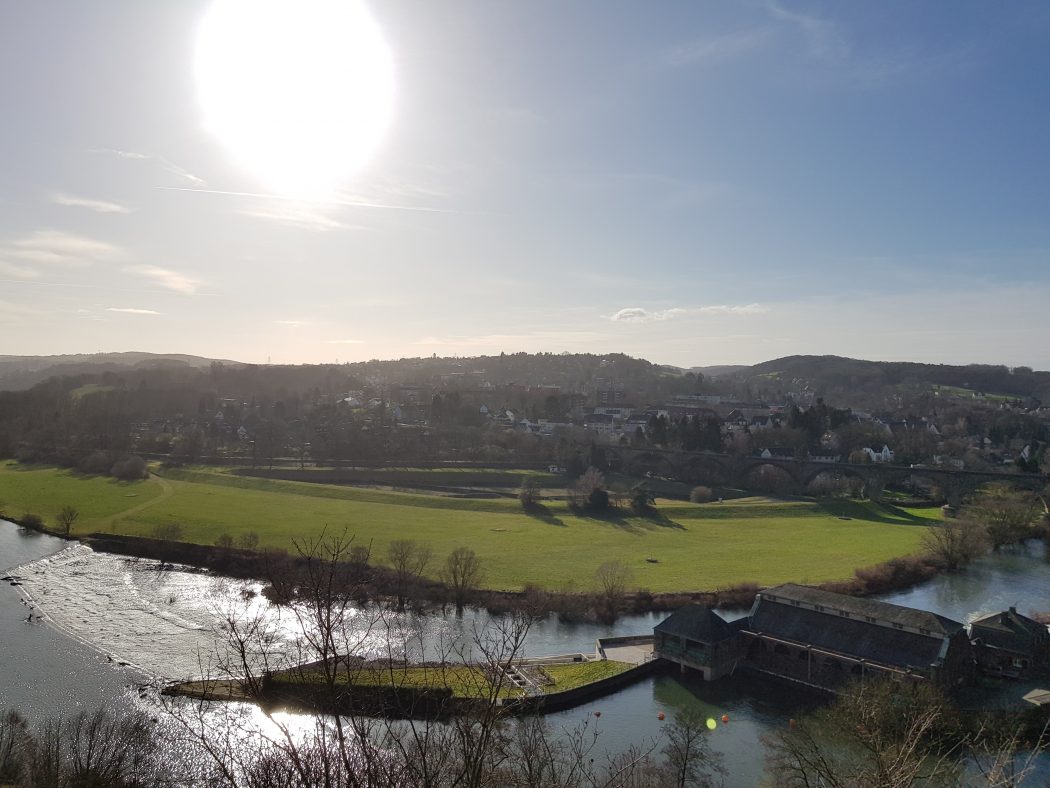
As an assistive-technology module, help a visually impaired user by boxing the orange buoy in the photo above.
[789,718,797,729]
[721,714,729,724]
[657,711,665,721]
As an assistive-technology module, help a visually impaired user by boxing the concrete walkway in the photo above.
[598,636,654,666]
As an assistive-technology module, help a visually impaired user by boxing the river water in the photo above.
[3,520,1049,785]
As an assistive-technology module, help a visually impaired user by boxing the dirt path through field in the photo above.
[101,472,174,530]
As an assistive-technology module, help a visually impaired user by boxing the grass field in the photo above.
[0,461,163,526]
[0,462,937,593]
[540,661,631,692]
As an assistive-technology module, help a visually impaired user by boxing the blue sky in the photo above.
[2,1,1048,368]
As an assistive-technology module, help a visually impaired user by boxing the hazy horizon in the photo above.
[3,1,1049,368]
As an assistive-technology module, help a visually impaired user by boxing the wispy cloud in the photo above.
[660,30,772,68]
[607,304,769,322]
[0,261,41,279]
[327,338,365,344]
[92,148,206,186]
[123,265,202,295]
[3,230,125,269]
[762,2,967,89]
[157,186,468,214]
[239,202,359,232]
[51,193,133,214]
[106,307,161,315]
[766,1,847,60]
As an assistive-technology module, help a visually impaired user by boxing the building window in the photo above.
[919,628,930,635]
[839,610,850,618]
[865,616,876,623]
[791,600,800,607]
[893,623,903,630]
[815,605,825,612]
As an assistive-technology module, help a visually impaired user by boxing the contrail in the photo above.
[154,186,468,214]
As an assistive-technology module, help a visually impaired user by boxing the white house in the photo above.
[863,445,894,463]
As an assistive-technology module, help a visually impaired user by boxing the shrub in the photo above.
[110,455,148,481]
[715,582,760,610]
[78,450,113,475]
[21,513,43,529]
[690,486,714,503]
[632,588,654,613]
[518,477,541,509]
[851,555,940,595]
[630,483,655,514]
[152,522,184,541]
[587,486,610,512]
[237,531,260,551]
[214,533,234,549]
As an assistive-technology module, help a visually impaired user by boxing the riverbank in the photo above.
[5,504,951,620]
[77,530,959,621]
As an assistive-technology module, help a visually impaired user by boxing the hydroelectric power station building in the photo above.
[654,584,977,691]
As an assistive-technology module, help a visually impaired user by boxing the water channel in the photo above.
[3,519,1049,785]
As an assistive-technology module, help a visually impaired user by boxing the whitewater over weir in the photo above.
[12,544,270,680]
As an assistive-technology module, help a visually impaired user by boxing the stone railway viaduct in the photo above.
[601,447,1049,509]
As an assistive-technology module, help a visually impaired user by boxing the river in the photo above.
[3,519,1049,785]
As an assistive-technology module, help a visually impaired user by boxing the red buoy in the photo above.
[721,714,729,724]
[594,711,601,718]
[657,711,665,721]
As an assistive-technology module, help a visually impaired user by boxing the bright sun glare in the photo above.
[195,0,394,197]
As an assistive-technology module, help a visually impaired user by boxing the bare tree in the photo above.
[661,707,724,787]
[922,517,988,572]
[439,546,484,615]
[764,678,961,787]
[595,560,633,623]
[964,484,1042,549]
[0,710,29,785]
[17,707,179,787]
[969,717,1050,787]
[151,522,183,541]
[55,504,79,536]
[236,530,260,551]
[387,538,432,610]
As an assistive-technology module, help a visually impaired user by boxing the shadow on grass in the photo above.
[633,507,686,530]
[567,505,684,533]
[817,498,934,526]
[522,502,565,526]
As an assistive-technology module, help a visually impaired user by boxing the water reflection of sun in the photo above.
[195,0,395,197]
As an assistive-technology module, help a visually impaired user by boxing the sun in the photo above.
[195,0,394,197]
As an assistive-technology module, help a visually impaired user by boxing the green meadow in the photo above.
[0,462,936,593]
[0,461,164,526]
